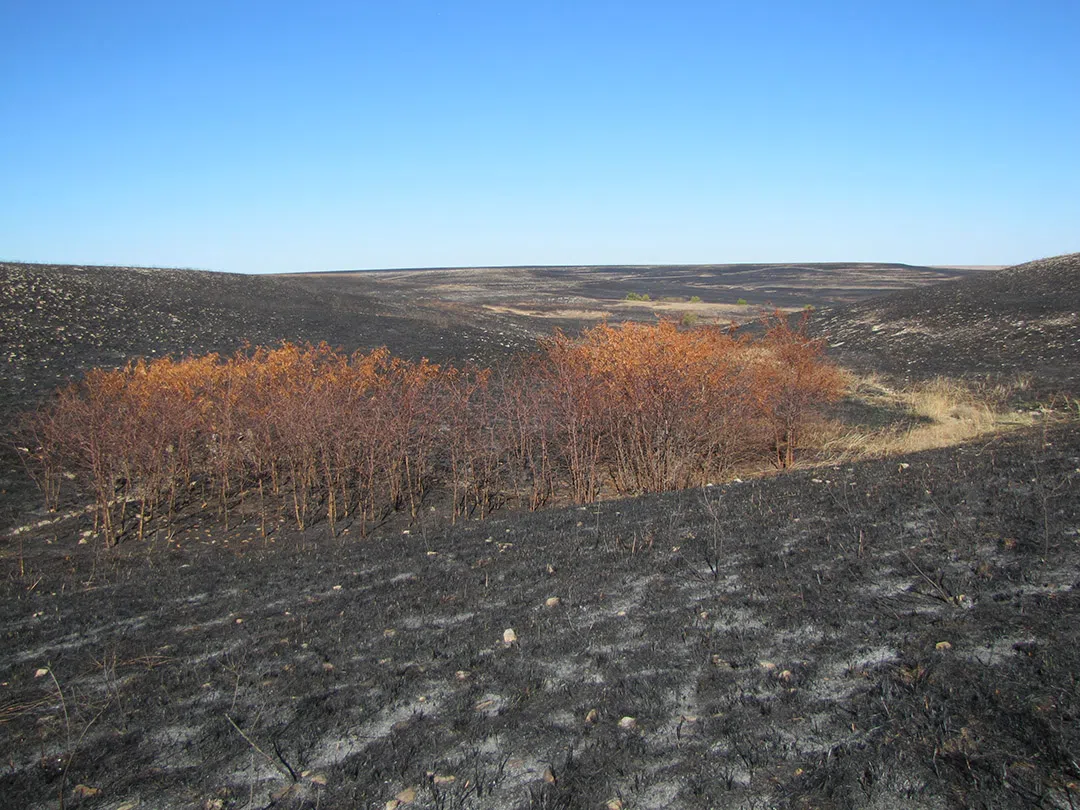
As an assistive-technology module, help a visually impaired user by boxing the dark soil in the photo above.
[3,255,1079,809]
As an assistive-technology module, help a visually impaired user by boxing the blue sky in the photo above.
[2,1,1077,273]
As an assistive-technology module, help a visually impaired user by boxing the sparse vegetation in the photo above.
[736,297,748,306]
[624,292,650,301]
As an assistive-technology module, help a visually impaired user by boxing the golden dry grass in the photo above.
[817,373,1038,462]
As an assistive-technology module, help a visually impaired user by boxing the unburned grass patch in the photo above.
[817,374,1043,462]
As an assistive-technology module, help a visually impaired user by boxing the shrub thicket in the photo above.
[17,316,844,544]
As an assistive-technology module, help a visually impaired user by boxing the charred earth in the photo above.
[2,256,1078,809]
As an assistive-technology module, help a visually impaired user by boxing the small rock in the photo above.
[585,708,599,724]
[606,799,625,810]
[72,785,101,799]
[117,802,139,810]
[395,786,417,804]
[759,661,777,672]
[322,662,334,672]
[779,669,794,682]
[617,716,637,731]
[455,670,470,680]
[432,774,455,785]
[711,655,731,668]
[545,596,561,608]
[936,641,953,651]
[34,668,49,679]
[503,628,517,645]
[384,628,397,638]
[543,766,557,784]
[308,772,328,785]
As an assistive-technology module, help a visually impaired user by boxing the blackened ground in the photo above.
[813,253,1080,397]
[1,423,1078,809]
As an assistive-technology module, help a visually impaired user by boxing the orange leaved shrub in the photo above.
[16,315,844,545]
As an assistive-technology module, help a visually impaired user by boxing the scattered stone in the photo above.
[545,596,560,608]
[395,786,417,804]
[322,662,334,672]
[585,708,599,724]
[617,716,637,731]
[711,655,731,668]
[384,628,397,638]
[779,669,794,682]
[455,670,470,681]
[543,766,557,784]
[936,641,953,651]
[503,628,517,645]
[308,772,328,785]
[606,799,624,810]
[432,774,455,785]
[759,661,777,671]
[72,785,101,799]
[34,667,49,678]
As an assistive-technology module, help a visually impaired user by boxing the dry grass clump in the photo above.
[15,316,846,545]
[820,374,1037,462]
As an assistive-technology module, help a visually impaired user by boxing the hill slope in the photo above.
[2,255,1078,809]
[814,253,1080,393]
[0,262,484,420]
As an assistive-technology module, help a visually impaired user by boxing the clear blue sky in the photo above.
[2,1,1077,273]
